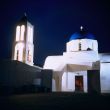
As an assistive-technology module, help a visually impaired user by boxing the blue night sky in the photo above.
[0,0,110,66]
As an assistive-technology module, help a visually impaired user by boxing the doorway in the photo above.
[75,76,83,92]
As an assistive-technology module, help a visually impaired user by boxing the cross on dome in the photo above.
[80,26,83,31]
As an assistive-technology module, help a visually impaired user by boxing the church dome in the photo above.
[69,26,95,41]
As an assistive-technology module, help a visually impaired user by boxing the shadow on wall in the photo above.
[0,60,53,96]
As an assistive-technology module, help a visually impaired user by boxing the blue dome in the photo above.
[69,27,95,41]
[69,32,95,41]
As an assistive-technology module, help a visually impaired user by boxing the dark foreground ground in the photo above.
[0,92,110,110]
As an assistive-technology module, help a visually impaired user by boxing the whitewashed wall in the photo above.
[61,71,87,92]
[100,63,110,93]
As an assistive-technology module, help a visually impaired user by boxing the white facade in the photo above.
[66,39,98,52]
[99,53,110,93]
[43,29,110,93]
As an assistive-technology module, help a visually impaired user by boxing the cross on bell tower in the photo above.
[12,14,34,66]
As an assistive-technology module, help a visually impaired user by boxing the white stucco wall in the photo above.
[66,39,98,52]
[61,71,87,92]
[100,63,110,93]
[63,51,99,62]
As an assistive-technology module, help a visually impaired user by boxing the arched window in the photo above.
[16,26,20,41]
[14,43,24,61]
[20,25,25,41]
[16,25,25,41]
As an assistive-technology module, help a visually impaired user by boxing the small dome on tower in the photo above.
[69,26,95,41]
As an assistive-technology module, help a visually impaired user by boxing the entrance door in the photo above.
[75,76,83,92]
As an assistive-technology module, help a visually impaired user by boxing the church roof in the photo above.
[18,13,29,24]
[19,13,27,22]
[69,26,95,41]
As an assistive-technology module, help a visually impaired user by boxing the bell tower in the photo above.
[12,14,34,66]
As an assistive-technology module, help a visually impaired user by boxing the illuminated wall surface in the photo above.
[100,63,110,93]
[62,71,87,92]
[99,53,110,93]
[66,39,98,52]
[44,29,110,93]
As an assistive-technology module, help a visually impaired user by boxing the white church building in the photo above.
[43,26,110,93]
